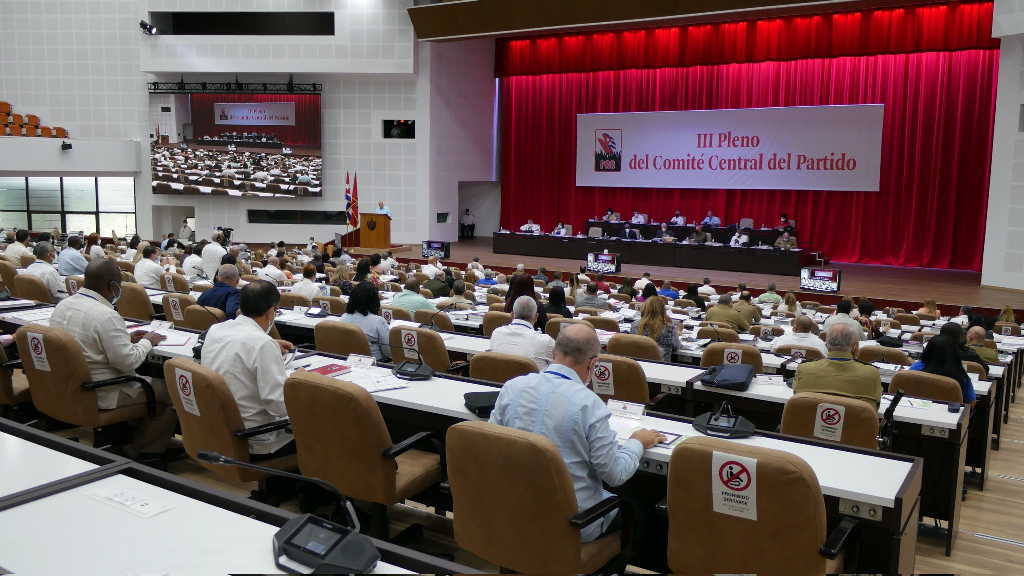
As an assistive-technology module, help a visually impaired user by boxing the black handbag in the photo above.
[700,364,755,392]
[464,391,500,418]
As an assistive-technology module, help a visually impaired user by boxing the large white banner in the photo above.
[577,105,883,191]
[214,102,296,126]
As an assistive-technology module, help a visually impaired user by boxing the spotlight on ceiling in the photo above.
[139,20,158,35]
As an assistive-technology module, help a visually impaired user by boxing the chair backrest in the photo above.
[667,436,827,575]
[447,421,583,574]
[0,260,16,291]
[116,260,135,272]
[582,315,619,333]
[963,360,987,379]
[696,326,739,343]
[545,317,588,339]
[15,324,97,425]
[116,282,154,321]
[593,353,649,404]
[0,345,20,407]
[469,351,539,384]
[995,322,1021,337]
[311,295,346,314]
[749,325,785,339]
[483,311,513,337]
[380,304,412,322]
[894,313,920,326]
[890,371,963,402]
[700,342,763,372]
[161,293,197,324]
[279,292,311,309]
[488,303,506,312]
[817,305,836,315]
[856,345,911,366]
[774,344,825,361]
[19,254,36,268]
[414,309,453,331]
[738,217,754,229]
[64,275,84,296]
[873,318,902,333]
[284,372,400,503]
[14,274,53,303]
[575,306,603,317]
[486,293,503,305]
[800,300,820,310]
[675,298,697,308]
[160,272,189,293]
[916,312,938,322]
[607,333,662,361]
[588,226,603,238]
[162,357,258,483]
[608,293,632,303]
[314,320,372,357]
[781,392,879,449]
[241,274,260,283]
[181,305,226,332]
[388,326,451,372]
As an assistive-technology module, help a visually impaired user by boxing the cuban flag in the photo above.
[344,172,356,227]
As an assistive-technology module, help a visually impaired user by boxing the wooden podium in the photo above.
[360,213,391,249]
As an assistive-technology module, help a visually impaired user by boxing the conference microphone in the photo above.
[197,451,360,532]
[877,390,905,451]
[421,302,455,332]
[392,345,435,381]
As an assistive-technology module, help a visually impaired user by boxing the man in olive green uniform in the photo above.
[689,225,711,244]
[794,323,882,407]
[774,231,798,250]
[734,291,762,325]
[967,326,999,364]
[705,293,750,332]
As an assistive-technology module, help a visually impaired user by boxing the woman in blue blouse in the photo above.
[909,334,976,403]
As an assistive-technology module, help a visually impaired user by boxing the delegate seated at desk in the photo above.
[771,316,828,356]
[967,326,999,364]
[489,324,665,542]
[50,260,174,460]
[57,235,89,277]
[201,280,296,459]
[793,323,882,408]
[23,242,67,302]
[490,296,556,370]
[774,231,798,250]
[391,279,438,314]
[134,246,172,290]
[704,293,750,332]
[197,264,242,318]
[576,283,610,310]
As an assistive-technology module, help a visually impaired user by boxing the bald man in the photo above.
[770,315,827,357]
[967,326,998,364]
[257,256,287,286]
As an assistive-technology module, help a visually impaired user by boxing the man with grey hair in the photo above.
[793,323,882,407]
[489,295,556,370]
[23,241,66,301]
[197,264,242,318]
[490,323,665,542]
[257,256,288,286]
[705,292,749,332]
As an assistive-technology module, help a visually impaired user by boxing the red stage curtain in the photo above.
[188,93,322,148]
[499,50,998,270]
[497,2,997,76]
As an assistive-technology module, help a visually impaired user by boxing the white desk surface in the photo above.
[0,432,98,499]
[0,473,410,575]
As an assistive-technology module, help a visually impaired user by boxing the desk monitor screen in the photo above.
[150,91,323,199]
[288,519,344,558]
[800,268,841,293]
[586,252,621,274]
[421,240,450,259]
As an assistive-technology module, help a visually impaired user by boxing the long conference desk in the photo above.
[492,232,819,275]
[0,418,472,575]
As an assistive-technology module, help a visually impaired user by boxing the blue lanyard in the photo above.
[544,370,573,381]
[828,357,852,362]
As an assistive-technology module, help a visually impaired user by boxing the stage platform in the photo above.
[447,238,1024,311]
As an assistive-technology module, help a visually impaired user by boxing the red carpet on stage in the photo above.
[497,2,998,271]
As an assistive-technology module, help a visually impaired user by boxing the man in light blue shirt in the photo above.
[700,210,721,227]
[57,235,89,276]
[389,279,437,314]
[377,200,392,218]
[489,323,664,542]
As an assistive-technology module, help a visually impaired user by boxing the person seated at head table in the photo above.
[793,323,882,408]
[551,221,568,236]
[688,224,710,244]
[730,228,751,247]
[339,282,392,362]
[669,211,686,225]
[491,296,556,370]
[621,223,643,240]
[774,231,798,250]
[700,210,721,227]
[630,211,647,224]
[909,333,976,403]
[50,259,175,462]
[489,323,666,543]
[202,280,297,459]
[602,208,616,222]
[519,219,542,234]
[197,264,242,318]
[655,222,676,243]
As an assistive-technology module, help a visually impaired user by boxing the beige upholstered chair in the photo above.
[593,353,649,404]
[161,293,197,324]
[314,320,372,357]
[857,345,912,366]
[891,371,963,403]
[13,275,53,303]
[607,333,662,361]
[116,282,156,321]
[700,342,764,372]
[482,311,512,337]
[469,351,538,384]
[781,392,879,449]
[181,305,226,332]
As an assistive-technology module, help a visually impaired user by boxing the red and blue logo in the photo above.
[595,129,622,172]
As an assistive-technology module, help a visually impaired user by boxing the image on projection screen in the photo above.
[149,92,322,199]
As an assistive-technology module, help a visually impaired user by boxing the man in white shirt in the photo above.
[181,245,205,281]
[467,257,485,273]
[460,209,476,239]
[289,264,323,300]
[201,233,227,280]
[4,229,31,262]
[257,257,288,286]
[420,257,443,281]
[490,296,556,370]
[697,277,717,297]
[381,251,398,274]
[133,245,169,290]
[23,242,66,301]
[179,219,193,242]
[160,233,178,251]
[822,299,866,341]
[630,211,647,224]
[519,219,541,234]
[50,260,173,459]
[57,235,89,277]
[771,315,828,357]
[669,211,686,225]
[633,272,652,292]
[201,280,295,458]
[252,170,271,182]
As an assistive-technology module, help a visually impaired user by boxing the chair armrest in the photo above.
[382,431,433,459]
[2,358,22,370]
[569,495,622,529]
[234,418,292,439]
[82,375,155,416]
[820,516,858,559]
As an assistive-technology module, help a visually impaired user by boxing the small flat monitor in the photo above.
[587,252,621,274]
[800,268,841,293]
[421,240,450,259]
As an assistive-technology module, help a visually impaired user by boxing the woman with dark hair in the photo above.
[684,283,706,311]
[352,257,380,287]
[504,273,547,330]
[85,233,105,260]
[545,286,572,319]
[857,298,876,318]
[619,277,637,299]
[339,282,391,361]
[637,282,658,302]
[909,334,976,402]
[939,322,985,366]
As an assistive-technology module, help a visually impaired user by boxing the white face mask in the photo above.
[109,283,122,306]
